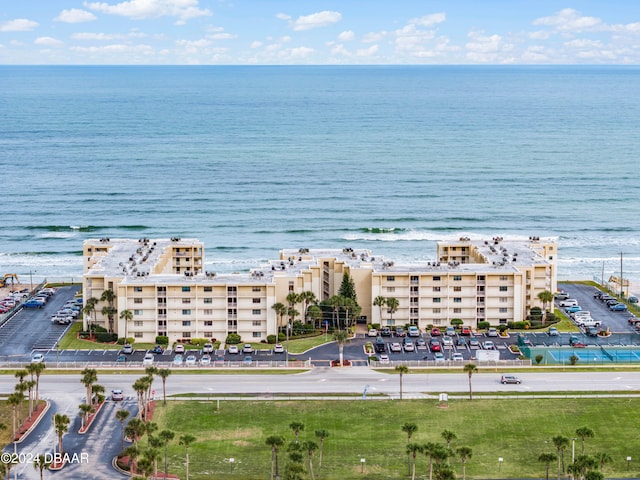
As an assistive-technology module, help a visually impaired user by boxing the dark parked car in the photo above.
[375,337,386,353]
[380,327,392,337]
[152,345,164,354]
[395,327,406,337]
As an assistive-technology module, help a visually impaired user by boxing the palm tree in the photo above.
[593,451,612,471]
[80,367,98,407]
[289,421,305,444]
[265,435,285,480]
[116,409,130,449]
[92,383,105,405]
[537,290,554,323]
[159,429,175,478]
[79,403,94,429]
[179,434,196,480]
[402,422,418,475]
[24,379,36,418]
[136,457,154,480]
[373,295,386,324]
[441,429,457,463]
[314,429,329,476]
[386,297,399,325]
[539,452,558,480]
[144,421,158,446]
[100,288,116,332]
[423,442,447,480]
[54,413,70,455]
[27,362,45,408]
[457,446,473,480]
[13,382,27,425]
[272,302,288,332]
[299,291,317,321]
[308,305,324,329]
[33,454,51,480]
[7,392,21,442]
[570,454,599,480]
[302,440,319,480]
[575,426,594,454]
[407,443,423,480]
[82,296,98,333]
[143,444,162,478]
[328,295,344,329]
[552,435,569,477]
[124,444,141,474]
[157,368,172,406]
[125,417,146,446]
[584,471,605,480]
[333,330,350,366]
[120,308,134,340]
[395,365,409,400]
[133,377,149,420]
[463,363,478,400]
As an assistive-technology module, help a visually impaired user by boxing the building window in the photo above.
[203,286,212,292]
[134,298,143,304]
[203,309,213,315]
[454,298,462,303]
[182,309,191,315]
[182,321,191,326]
[157,298,166,305]
[500,275,508,281]
[433,308,441,314]
[252,309,261,315]
[134,309,142,315]
[386,276,395,282]
[478,275,485,281]
[499,298,508,303]
[134,287,143,292]
[433,276,441,281]
[252,286,261,292]
[500,286,508,292]
[453,275,462,281]
[182,286,191,292]
[183,332,192,338]
[182,298,191,304]
[410,276,419,283]
[252,320,262,326]
[387,287,395,293]
[252,332,262,338]
[499,307,508,313]
[453,308,461,314]
[453,286,462,292]
[433,286,441,292]
[253,298,261,304]
[134,332,143,338]
[433,298,441,303]
[203,331,213,337]
[134,321,143,327]
[204,298,212,304]
[432,319,442,325]
[228,298,237,305]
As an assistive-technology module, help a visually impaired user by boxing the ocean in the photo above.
[0,65,639,286]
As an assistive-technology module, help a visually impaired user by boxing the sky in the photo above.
[1,0,639,65]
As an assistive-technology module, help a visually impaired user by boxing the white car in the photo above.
[200,355,211,365]
[403,341,415,352]
[242,344,253,354]
[367,329,378,337]
[31,353,45,363]
[390,342,402,353]
[273,343,284,353]
[442,336,453,346]
[185,355,197,366]
[487,327,499,337]
[452,352,464,361]
[111,389,124,401]
[228,345,239,354]
[202,343,214,353]
[142,353,154,366]
[483,341,496,350]
[378,354,390,364]
[174,344,185,354]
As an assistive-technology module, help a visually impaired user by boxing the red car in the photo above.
[429,339,441,352]
[460,326,472,336]
[430,328,441,336]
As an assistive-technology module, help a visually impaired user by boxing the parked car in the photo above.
[31,353,44,364]
[243,356,253,365]
[452,352,464,361]
[228,345,239,354]
[559,299,578,307]
[375,337,386,353]
[242,344,253,354]
[442,336,453,346]
[487,327,499,337]
[200,355,211,365]
[273,343,284,353]
[469,338,480,347]
[116,355,127,363]
[433,352,445,362]
[548,327,559,336]
[445,326,456,336]
[629,296,639,304]
[586,326,600,337]
[408,326,420,337]
[555,291,570,300]
[142,353,154,365]
[174,344,185,354]
[380,327,392,337]
[429,339,441,352]
[111,389,124,401]
[367,328,378,337]
[173,354,184,365]
[565,305,582,313]
[122,344,134,354]
[500,375,522,384]
[152,345,164,354]
[202,343,214,353]
[185,355,197,365]
[395,327,406,337]
[416,338,426,347]
[390,342,402,353]
[460,326,472,336]
[610,303,628,311]
[430,327,441,337]
[403,340,415,352]
[456,337,467,347]
[483,341,496,350]
[378,354,390,364]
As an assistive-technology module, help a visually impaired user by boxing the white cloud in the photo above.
[34,37,64,47]
[356,45,378,57]
[84,0,211,23]
[409,13,446,28]
[0,19,39,32]
[564,38,603,49]
[338,30,355,42]
[289,11,341,31]
[208,32,237,40]
[529,30,551,40]
[330,43,350,56]
[176,38,211,48]
[275,13,291,21]
[71,43,154,54]
[73,32,121,40]
[466,31,503,53]
[250,41,263,49]
[533,8,602,32]
[362,31,387,44]
[55,8,97,23]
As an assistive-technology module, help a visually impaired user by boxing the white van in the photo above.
[559,299,578,307]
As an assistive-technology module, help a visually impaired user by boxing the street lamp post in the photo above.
[571,438,577,464]
[360,458,366,474]
[498,457,503,472]
[627,456,632,471]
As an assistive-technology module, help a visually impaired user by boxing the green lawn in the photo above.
[57,322,156,351]
[150,397,640,480]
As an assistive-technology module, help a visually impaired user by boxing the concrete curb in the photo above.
[15,400,50,444]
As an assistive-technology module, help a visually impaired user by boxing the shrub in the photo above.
[266,334,277,344]
[225,333,242,345]
[514,321,527,330]
[507,321,516,329]
[450,318,463,327]
[189,338,209,347]
[372,323,381,330]
[117,337,135,345]
[569,355,579,365]
[96,332,118,343]
[155,335,169,345]
[477,321,490,330]
[498,325,508,333]
[94,325,108,333]
[535,354,544,365]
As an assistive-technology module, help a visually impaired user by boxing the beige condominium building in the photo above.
[82,236,557,344]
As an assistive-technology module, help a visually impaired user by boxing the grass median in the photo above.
[151,397,640,480]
